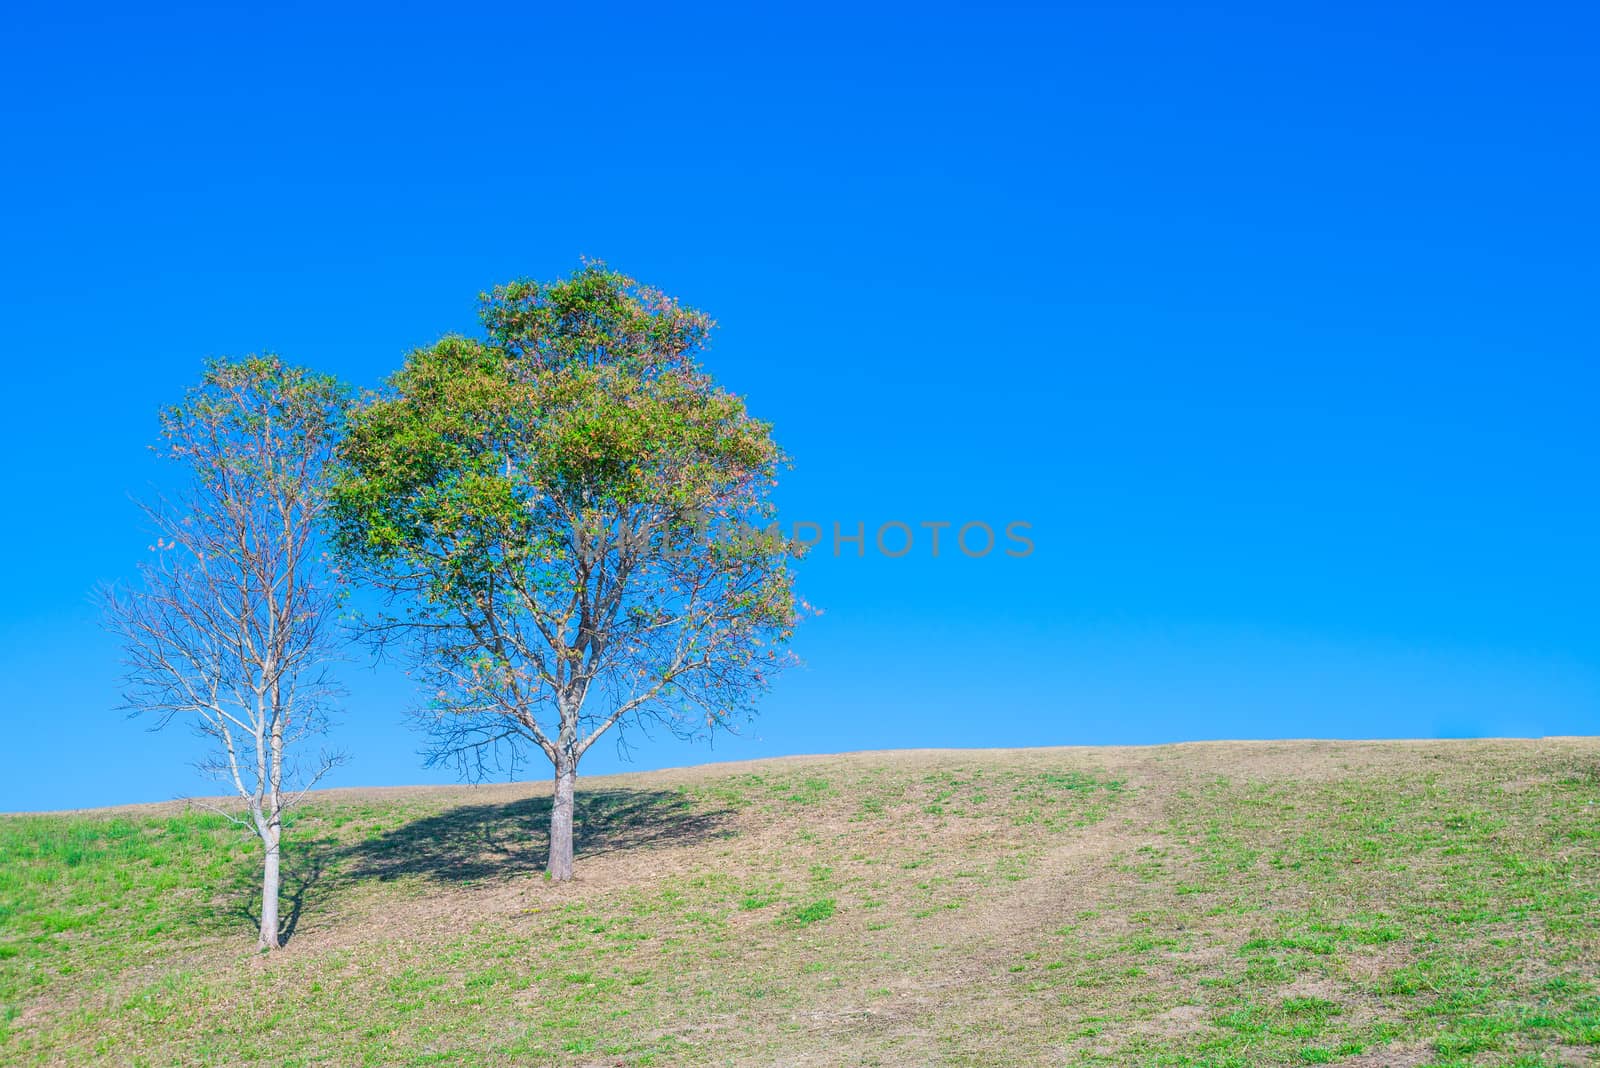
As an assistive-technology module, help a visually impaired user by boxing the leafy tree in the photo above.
[104,357,349,949]
[331,263,802,879]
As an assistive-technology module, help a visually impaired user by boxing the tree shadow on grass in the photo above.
[231,834,335,946]
[341,787,735,884]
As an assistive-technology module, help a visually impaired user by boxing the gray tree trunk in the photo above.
[258,817,282,950]
[547,759,578,881]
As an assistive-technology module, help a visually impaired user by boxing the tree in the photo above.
[331,263,803,880]
[104,356,349,949]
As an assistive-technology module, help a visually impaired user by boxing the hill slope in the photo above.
[2,739,1597,1066]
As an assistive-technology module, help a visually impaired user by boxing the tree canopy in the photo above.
[330,263,803,877]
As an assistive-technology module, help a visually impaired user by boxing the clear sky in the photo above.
[2,2,1595,811]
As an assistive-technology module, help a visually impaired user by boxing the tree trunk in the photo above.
[547,758,578,881]
[258,817,282,950]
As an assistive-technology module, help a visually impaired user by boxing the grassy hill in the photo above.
[1,739,1597,1066]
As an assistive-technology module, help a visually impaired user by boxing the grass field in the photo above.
[1,739,1597,1066]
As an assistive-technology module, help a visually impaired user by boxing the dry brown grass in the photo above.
[3,738,1598,1066]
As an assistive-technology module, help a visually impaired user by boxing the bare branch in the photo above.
[103,356,349,949]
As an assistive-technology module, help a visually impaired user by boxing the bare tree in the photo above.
[104,356,348,949]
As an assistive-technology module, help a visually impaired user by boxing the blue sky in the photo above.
[2,2,1596,810]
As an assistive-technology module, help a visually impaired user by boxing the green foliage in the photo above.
[329,263,803,773]
[157,355,350,517]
